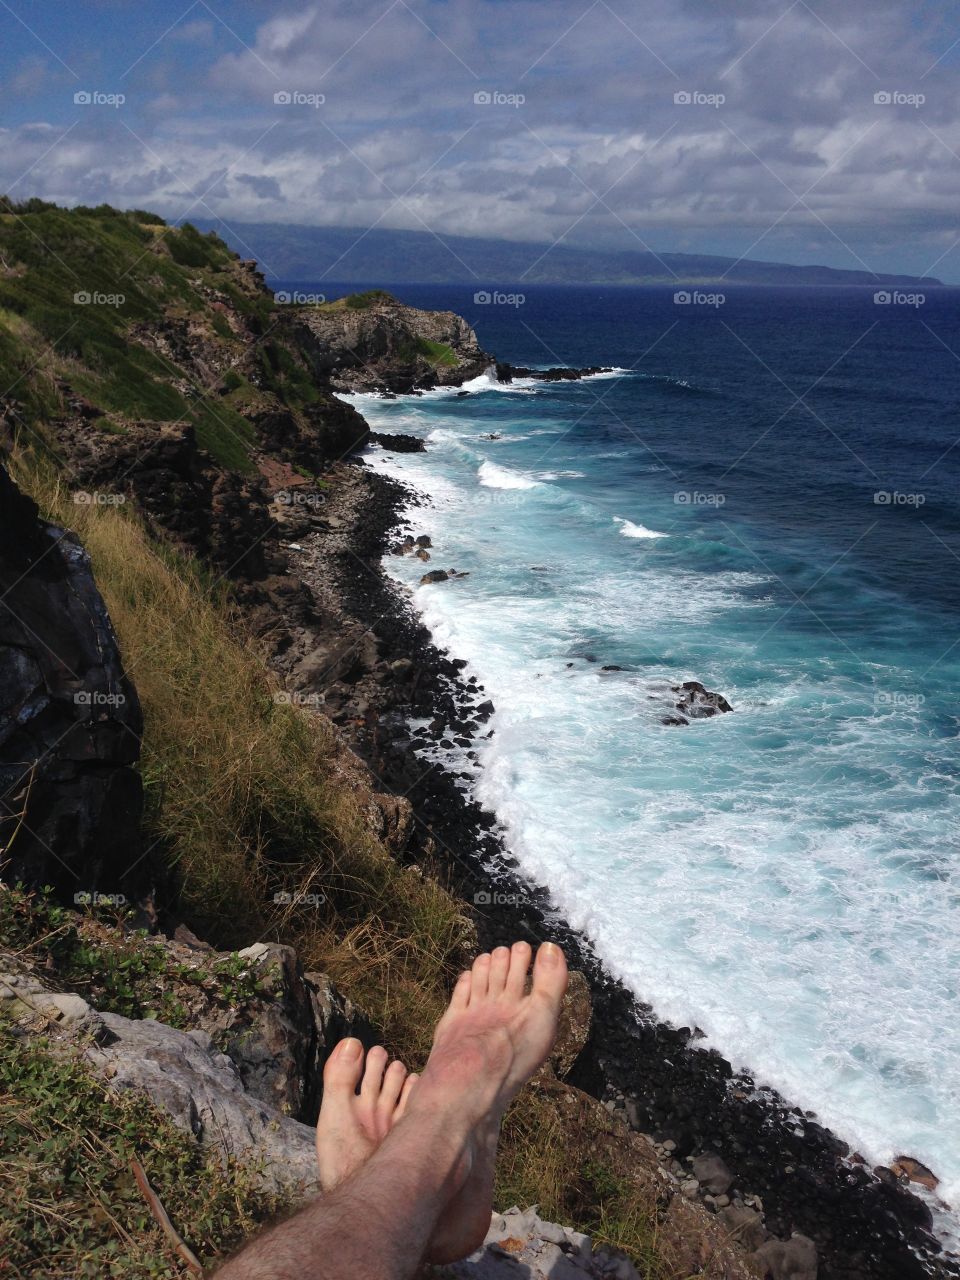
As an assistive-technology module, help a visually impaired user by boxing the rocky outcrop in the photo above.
[89,1012,320,1196]
[0,466,145,898]
[289,293,493,392]
[0,936,369,1196]
[190,940,373,1123]
[663,679,734,725]
[369,431,427,453]
[495,362,613,383]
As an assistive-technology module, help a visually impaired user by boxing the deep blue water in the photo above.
[296,283,960,1209]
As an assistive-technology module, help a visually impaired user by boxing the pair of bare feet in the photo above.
[315,940,568,1264]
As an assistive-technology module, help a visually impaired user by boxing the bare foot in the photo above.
[316,943,567,1263]
[400,941,568,1260]
[314,1039,411,1192]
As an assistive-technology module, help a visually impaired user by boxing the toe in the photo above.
[322,1037,365,1095]
[396,1072,419,1121]
[531,942,568,1009]
[488,945,511,997]
[450,970,472,1011]
[359,1044,389,1105]
[376,1060,408,1135]
[470,952,492,1001]
[505,940,532,998]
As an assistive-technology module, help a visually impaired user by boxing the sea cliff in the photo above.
[0,201,952,1280]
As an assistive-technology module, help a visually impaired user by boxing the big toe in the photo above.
[532,942,568,1010]
[322,1037,365,1095]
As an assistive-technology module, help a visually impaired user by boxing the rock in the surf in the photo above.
[672,680,733,719]
[890,1156,939,1191]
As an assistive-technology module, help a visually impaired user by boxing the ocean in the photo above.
[306,282,960,1212]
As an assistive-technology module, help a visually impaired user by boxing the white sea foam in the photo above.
[581,366,632,379]
[537,470,585,480]
[478,460,540,490]
[615,516,669,539]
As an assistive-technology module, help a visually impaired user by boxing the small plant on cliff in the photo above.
[0,885,264,1027]
[0,1019,281,1276]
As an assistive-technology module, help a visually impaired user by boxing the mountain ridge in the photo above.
[192,218,942,289]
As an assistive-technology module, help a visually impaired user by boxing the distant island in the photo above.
[191,218,942,289]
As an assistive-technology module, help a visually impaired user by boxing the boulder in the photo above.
[0,949,318,1197]
[186,941,372,1123]
[890,1156,939,1192]
[445,1206,641,1279]
[753,1233,817,1280]
[671,680,733,720]
[0,466,145,898]
[368,431,427,453]
[88,1011,319,1195]
[420,570,450,585]
[692,1152,735,1195]
[720,1204,767,1251]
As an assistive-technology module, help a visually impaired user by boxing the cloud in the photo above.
[1,0,959,277]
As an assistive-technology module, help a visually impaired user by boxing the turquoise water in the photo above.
[332,284,960,1208]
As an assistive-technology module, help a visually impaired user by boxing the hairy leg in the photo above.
[218,943,567,1280]
[217,1101,474,1280]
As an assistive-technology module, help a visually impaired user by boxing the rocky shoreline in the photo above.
[289,449,959,1280]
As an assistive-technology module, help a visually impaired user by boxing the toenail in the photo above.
[540,942,562,964]
[340,1038,363,1060]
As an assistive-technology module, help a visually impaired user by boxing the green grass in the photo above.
[413,336,458,367]
[10,455,471,1060]
[0,1018,281,1278]
[0,206,275,471]
[0,885,261,1028]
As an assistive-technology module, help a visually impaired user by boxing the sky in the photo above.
[1,0,959,280]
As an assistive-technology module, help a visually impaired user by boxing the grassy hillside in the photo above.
[0,199,352,474]
[6,451,671,1276]
[0,203,681,1277]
